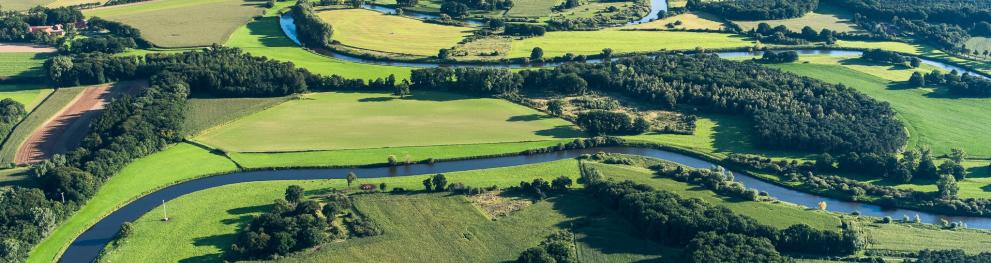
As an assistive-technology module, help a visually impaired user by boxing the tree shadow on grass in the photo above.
[549,193,673,262]
[179,204,271,262]
[535,125,584,138]
[709,114,754,154]
[243,17,295,48]
[507,114,552,122]
[836,57,912,71]
[358,96,396,102]
[969,165,991,179]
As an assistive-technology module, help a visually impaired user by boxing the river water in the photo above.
[60,147,991,263]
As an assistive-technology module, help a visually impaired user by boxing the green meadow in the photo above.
[0,52,52,79]
[509,30,753,58]
[319,9,473,57]
[83,0,264,47]
[182,96,292,136]
[0,86,82,165]
[195,91,581,152]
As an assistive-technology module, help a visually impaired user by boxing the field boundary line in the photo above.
[230,139,574,155]
[185,95,295,138]
[0,87,87,165]
[0,88,58,164]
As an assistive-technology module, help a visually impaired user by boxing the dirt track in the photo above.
[14,81,146,165]
[0,43,57,53]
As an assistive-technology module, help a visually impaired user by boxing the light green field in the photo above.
[766,55,991,158]
[0,87,83,165]
[84,0,264,47]
[2,0,53,10]
[624,114,815,161]
[506,0,559,17]
[182,96,292,136]
[0,167,34,188]
[47,0,102,7]
[229,139,572,168]
[622,12,726,31]
[734,4,859,33]
[196,91,582,152]
[319,9,472,57]
[28,143,239,263]
[224,5,413,79]
[0,84,53,110]
[834,40,991,76]
[887,160,991,199]
[509,31,752,58]
[0,52,52,78]
[964,37,991,55]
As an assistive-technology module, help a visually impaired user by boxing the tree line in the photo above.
[291,1,333,49]
[912,70,991,97]
[686,0,818,20]
[829,0,979,52]
[861,49,921,67]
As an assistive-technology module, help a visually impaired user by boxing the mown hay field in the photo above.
[622,12,726,31]
[508,30,752,58]
[0,52,52,79]
[182,96,292,136]
[733,4,859,33]
[318,9,472,57]
[506,0,560,17]
[84,0,265,47]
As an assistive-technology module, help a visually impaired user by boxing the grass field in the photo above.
[766,55,991,158]
[318,9,472,57]
[0,87,83,165]
[3,0,53,10]
[734,4,859,33]
[83,0,264,47]
[28,143,238,263]
[224,3,414,79]
[964,37,991,55]
[624,114,815,161]
[195,91,582,152]
[228,139,573,168]
[182,96,292,136]
[0,84,53,109]
[506,0,559,17]
[508,31,752,58]
[0,167,34,188]
[47,0,102,7]
[889,160,991,199]
[0,52,53,78]
[622,12,726,31]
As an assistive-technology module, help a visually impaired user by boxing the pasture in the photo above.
[624,114,816,161]
[506,0,559,17]
[194,91,582,152]
[622,12,726,31]
[0,84,53,109]
[733,4,859,33]
[964,37,991,55]
[767,55,991,158]
[182,96,292,136]
[0,87,81,165]
[2,0,52,10]
[0,52,52,79]
[28,143,239,263]
[318,9,472,57]
[508,30,752,58]
[83,0,265,47]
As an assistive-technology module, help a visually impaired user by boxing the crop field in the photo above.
[506,0,559,17]
[0,84,53,110]
[29,143,238,263]
[508,30,752,58]
[182,96,292,136]
[318,9,472,57]
[47,0,102,7]
[195,91,582,152]
[224,9,414,79]
[734,4,860,33]
[0,52,52,79]
[3,0,53,10]
[767,55,991,158]
[83,0,265,47]
[622,12,726,31]
[0,87,82,165]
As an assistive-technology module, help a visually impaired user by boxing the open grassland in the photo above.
[182,96,292,136]
[0,52,52,78]
[506,0,559,17]
[864,223,991,255]
[834,40,991,76]
[83,0,264,47]
[224,6,413,79]
[318,9,472,57]
[229,139,571,168]
[0,84,53,109]
[734,4,859,33]
[621,12,725,31]
[47,0,103,7]
[28,143,238,263]
[590,162,842,230]
[508,31,752,58]
[0,167,34,188]
[3,0,53,10]
[766,55,991,158]
[889,160,991,199]
[624,114,815,161]
[965,37,991,54]
[196,91,582,152]
[0,87,82,165]
[667,0,687,8]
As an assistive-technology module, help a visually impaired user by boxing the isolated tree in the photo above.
[285,185,304,203]
[437,48,451,59]
[551,176,572,191]
[909,72,926,87]
[547,99,566,116]
[530,47,544,60]
[346,172,358,188]
[422,178,433,191]
[910,57,922,68]
[379,183,387,191]
[387,155,399,166]
[119,222,134,238]
[949,148,967,163]
[431,174,448,192]
[937,174,959,199]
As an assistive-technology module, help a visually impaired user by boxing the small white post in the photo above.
[60,192,65,203]
[162,200,169,221]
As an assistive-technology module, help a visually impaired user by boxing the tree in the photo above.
[915,147,939,180]
[936,174,959,199]
[285,185,304,203]
[45,56,73,84]
[939,160,967,180]
[516,247,556,263]
[422,178,433,191]
[547,99,566,116]
[601,48,613,58]
[387,155,399,166]
[394,80,411,97]
[437,48,451,59]
[440,1,469,18]
[909,71,926,87]
[322,203,340,219]
[530,47,544,60]
[346,172,358,188]
[379,182,387,191]
[910,57,922,68]
[815,153,834,171]
[949,148,967,163]
[431,174,448,192]
[551,176,572,191]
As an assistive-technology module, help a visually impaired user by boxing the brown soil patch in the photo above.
[469,191,533,218]
[0,43,57,53]
[14,80,147,165]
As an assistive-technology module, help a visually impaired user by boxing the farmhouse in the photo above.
[29,25,65,36]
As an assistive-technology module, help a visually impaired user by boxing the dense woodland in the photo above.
[828,0,984,51]
[0,99,27,143]
[686,0,818,20]
[291,1,333,49]
[920,70,991,97]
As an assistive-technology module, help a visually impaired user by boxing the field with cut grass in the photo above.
[624,114,815,161]
[28,143,239,263]
[888,160,991,199]
[621,12,725,31]
[766,55,991,158]
[965,37,991,55]
[195,91,582,152]
[3,0,53,10]
[0,84,53,109]
[182,96,292,136]
[83,0,265,47]
[509,30,752,58]
[318,9,472,57]
[224,4,413,79]
[0,52,53,79]
[506,0,559,17]
[734,4,859,33]
[0,87,83,165]
[47,0,102,7]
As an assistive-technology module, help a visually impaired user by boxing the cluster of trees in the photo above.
[581,165,861,256]
[574,110,650,135]
[87,17,145,45]
[750,23,837,45]
[410,55,907,154]
[440,0,512,18]
[0,6,82,44]
[913,249,991,263]
[686,0,818,20]
[831,0,977,51]
[102,0,151,6]
[65,36,136,54]
[758,51,799,63]
[861,49,921,67]
[229,186,332,260]
[912,70,991,97]
[503,23,546,36]
[515,231,577,263]
[685,232,790,263]
[291,1,333,49]
[507,177,573,199]
[520,137,626,155]
[656,165,762,201]
[0,99,27,141]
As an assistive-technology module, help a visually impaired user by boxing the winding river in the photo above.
[61,147,991,263]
